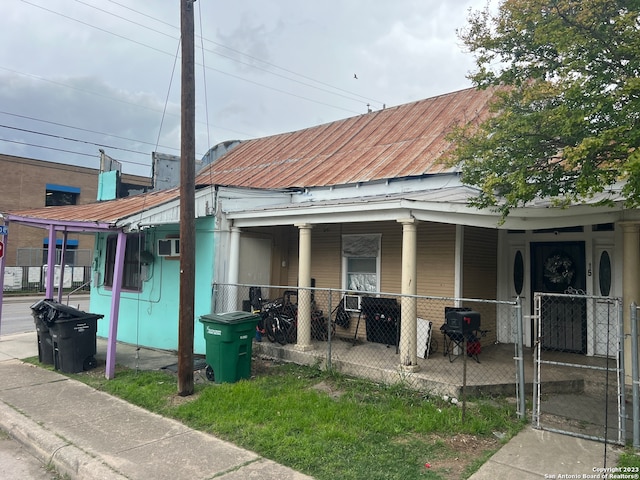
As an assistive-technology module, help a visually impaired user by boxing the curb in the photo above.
[0,401,127,480]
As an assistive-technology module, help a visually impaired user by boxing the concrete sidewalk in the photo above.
[0,332,312,480]
[0,330,624,480]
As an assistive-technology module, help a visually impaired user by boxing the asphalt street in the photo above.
[0,431,63,480]
[0,295,90,336]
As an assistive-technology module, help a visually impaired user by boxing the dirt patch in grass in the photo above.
[431,433,500,478]
[310,380,345,400]
[394,432,500,478]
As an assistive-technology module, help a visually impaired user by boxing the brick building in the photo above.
[0,153,151,268]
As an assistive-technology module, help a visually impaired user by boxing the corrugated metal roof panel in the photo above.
[196,87,495,189]
[5,187,180,225]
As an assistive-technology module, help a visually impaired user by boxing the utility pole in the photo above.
[178,0,196,396]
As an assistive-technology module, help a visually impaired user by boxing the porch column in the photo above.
[398,218,419,372]
[0,220,7,333]
[56,230,68,303]
[295,223,313,351]
[621,222,640,385]
[226,226,241,311]
[45,225,56,299]
[105,231,127,380]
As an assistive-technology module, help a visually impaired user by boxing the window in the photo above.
[45,184,80,206]
[104,233,144,291]
[342,234,380,293]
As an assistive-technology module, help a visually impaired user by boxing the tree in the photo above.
[448,0,640,218]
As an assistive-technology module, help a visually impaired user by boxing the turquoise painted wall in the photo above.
[90,216,215,355]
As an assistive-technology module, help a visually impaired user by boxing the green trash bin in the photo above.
[199,311,260,384]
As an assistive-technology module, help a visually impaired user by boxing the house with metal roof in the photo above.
[2,86,637,380]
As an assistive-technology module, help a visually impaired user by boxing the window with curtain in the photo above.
[342,234,380,292]
[104,233,144,291]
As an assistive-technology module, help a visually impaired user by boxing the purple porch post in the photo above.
[56,230,68,303]
[0,220,7,334]
[105,231,126,379]
[45,225,56,299]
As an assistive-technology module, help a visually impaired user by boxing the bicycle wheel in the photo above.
[264,315,277,343]
[273,317,288,345]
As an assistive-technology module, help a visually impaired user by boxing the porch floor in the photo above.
[252,335,593,399]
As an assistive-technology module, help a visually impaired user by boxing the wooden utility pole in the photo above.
[177,0,196,396]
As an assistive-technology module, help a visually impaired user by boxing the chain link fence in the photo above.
[532,292,628,445]
[213,283,525,418]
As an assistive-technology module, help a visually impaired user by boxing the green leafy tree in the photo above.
[448,0,640,217]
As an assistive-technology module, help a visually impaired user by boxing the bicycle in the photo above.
[262,291,298,345]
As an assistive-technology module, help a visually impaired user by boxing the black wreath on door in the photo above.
[543,251,575,291]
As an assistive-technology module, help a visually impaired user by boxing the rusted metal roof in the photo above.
[3,88,495,226]
[196,87,496,189]
[3,186,180,227]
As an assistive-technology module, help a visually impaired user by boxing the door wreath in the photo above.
[543,251,575,290]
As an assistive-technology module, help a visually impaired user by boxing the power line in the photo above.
[0,137,151,168]
[0,124,148,156]
[0,66,254,138]
[0,110,179,153]
[104,0,386,106]
[22,0,380,113]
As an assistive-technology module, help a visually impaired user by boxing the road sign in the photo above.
[0,240,4,259]
[0,225,7,235]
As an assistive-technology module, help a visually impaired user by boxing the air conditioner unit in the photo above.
[157,238,180,257]
[343,294,361,312]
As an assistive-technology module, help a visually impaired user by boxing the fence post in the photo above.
[515,296,526,419]
[632,302,639,449]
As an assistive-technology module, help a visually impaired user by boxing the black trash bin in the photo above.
[32,300,103,373]
[30,299,55,365]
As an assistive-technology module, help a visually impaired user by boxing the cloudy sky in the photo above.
[1,0,492,177]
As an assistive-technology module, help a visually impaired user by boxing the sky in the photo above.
[0,0,492,177]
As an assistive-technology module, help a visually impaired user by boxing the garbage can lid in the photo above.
[41,300,88,317]
[200,311,260,324]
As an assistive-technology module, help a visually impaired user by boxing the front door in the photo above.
[531,241,587,353]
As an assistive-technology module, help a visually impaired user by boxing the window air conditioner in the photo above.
[157,238,180,257]
[344,294,362,312]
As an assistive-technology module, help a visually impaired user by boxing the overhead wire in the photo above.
[8,0,389,169]
[104,0,385,106]
[0,110,179,153]
[0,124,149,156]
[0,66,253,139]
[22,0,381,112]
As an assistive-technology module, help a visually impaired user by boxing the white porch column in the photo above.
[398,217,419,371]
[226,226,241,311]
[295,223,313,351]
[454,225,464,306]
[621,222,640,386]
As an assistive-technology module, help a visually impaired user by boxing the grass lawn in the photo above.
[53,356,528,480]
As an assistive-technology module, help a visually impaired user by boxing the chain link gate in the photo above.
[532,292,627,445]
